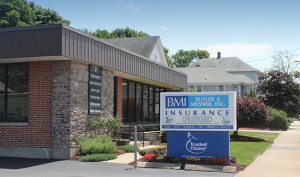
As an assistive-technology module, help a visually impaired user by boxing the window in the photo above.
[197,85,202,92]
[218,85,224,91]
[188,85,195,90]
[0,63,29,122]
[119,79,165,123]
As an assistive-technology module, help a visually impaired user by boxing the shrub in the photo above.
[139,146,167,156]
[267,107,289,130]
[78,135,116,155]
[186,157,201,162]
[157,149,167,159]
[142,154,157,162]
[89,114,123,138]
[247,89,257,97]
[79,154,117,162]
[237,97,269,127]
[159,131,167,143]
[117,145,139,153]
[206,157,229,165]
[164,155,181,163]
[230,157,236,163]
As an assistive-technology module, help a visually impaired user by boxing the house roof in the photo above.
[188,57,260,72]
[175,66,256,85]
[105,36,159,58]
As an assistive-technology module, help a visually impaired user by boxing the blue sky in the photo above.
[30,0,300,71]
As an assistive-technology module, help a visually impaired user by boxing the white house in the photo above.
[178,53,260,96]
[105,36,168,66]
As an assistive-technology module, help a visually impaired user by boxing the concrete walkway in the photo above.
[236,119,300,177]
[104,145,162,164]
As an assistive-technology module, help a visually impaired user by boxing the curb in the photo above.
[137,162,182,170]
[185,164,236,173]
[136,162,236,173]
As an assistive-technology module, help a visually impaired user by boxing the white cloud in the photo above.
[160,26,171,31]
[199,42,272,57]
[119,0,140,11]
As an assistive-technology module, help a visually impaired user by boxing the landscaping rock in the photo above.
[137,162,181,170]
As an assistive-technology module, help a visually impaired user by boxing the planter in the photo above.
[112,139,130,146]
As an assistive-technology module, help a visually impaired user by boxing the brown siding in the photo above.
[0,24,187,88]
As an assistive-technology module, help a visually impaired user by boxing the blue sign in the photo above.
[167,131,229,159]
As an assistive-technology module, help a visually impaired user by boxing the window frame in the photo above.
[0,63,29,123]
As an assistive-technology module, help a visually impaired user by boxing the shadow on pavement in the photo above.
[0,157,61,169]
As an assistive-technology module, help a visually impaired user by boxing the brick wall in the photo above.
[0,61,52,148]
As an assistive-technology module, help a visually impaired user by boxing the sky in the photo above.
[30,0,300,72]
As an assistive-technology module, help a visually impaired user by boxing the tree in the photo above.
[163,47,173,67]
[89,27,149,39]
[272,50,299,79]
[171,49,209,67]
[257,70,300,117]
[0,0,70,28]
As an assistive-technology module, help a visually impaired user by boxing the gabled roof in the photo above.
[188,57,260,72]
[176,66,256,85]
[105,36,159,58]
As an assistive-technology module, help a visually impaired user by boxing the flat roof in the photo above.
[0,24,187,89]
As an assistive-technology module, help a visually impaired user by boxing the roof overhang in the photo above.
[0,24,187,89]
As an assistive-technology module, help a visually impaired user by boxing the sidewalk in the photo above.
[236,119,300,177]
[104,145,162,164]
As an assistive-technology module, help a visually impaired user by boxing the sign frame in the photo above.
[88,65,102,115]
[160,92,237,131]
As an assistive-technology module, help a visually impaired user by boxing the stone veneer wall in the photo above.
[52,60,114,159]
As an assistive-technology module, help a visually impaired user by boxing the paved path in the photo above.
[105,145,161,164]
[0,158,234,177]
[236,119,300,177]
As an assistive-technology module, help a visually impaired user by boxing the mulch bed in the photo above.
[239,127,282,131]
[230,135,272,143]
[70,149,126,161]
[152,141,167,146]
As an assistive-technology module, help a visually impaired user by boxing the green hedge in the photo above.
[139,146,167,156]
[267,107,289,130]
[160,131,167,143]
[79,154,117,162]
[78,135,116,155]
[117,145,139,153]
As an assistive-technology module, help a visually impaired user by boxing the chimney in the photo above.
[217,52,221,59]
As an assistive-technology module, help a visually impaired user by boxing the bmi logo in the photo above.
[186,132,208,154]
[165,96,188,108]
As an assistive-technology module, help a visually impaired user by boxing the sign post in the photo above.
[160,92,236,160]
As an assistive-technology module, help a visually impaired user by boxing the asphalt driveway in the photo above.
[0,157,235,177]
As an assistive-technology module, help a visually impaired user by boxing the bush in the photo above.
[160,131,167,143]
[79,154,117,162]
[237,97,269,127]
[117,145,139,153]
[89,114,123,138]
[267,107,289,130]
[139,146,167,156]
[78,135,116,155]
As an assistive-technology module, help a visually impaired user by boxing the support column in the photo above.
[115,77,123,122]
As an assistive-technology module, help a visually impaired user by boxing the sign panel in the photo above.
[160,92,236,131]
[167,131,229,159]
[88,65,102,115]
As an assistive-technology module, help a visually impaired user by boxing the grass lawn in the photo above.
[230,131,279,166]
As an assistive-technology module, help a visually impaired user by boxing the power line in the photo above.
[247,48,300,63]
